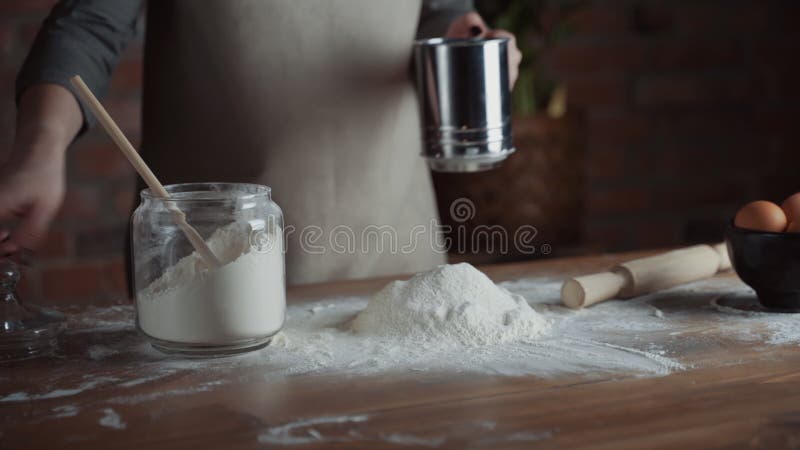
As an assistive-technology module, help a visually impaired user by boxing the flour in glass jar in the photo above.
[136,223,285,344]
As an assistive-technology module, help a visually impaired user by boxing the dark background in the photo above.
[1,0,798,305]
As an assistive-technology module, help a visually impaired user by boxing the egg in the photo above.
[781,192,800,224]
[734,200,787,232]
[787,221,800,233]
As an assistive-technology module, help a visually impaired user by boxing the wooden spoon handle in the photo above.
[69,75,221,269]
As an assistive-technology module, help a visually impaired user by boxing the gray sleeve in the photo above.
[16,0,143,135]
[417,0,475,39]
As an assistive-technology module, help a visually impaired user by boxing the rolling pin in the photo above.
[561,243,731,309]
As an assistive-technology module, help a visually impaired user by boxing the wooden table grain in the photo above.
[1,250,799,450]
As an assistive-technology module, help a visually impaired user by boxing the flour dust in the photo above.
[13,266,798,402]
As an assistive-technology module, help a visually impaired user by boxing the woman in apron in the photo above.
[0,0,520,285]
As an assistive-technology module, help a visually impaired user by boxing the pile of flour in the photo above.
[352,263,549,346]
[136,223,285,344]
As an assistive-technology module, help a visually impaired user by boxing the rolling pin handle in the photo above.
[712,242,732,271]
[561,271,630,309]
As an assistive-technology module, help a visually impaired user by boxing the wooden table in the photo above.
[2,251,799,449]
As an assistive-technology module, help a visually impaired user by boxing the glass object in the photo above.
[132,183,285,356]
[0,257,65,361]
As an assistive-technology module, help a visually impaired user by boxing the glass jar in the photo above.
[132,183,285,356]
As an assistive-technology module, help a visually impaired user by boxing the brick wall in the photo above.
[547,0,799,252]
[1,0,798,305]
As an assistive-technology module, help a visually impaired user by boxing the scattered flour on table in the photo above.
[118,370,177,388]
[765,321,800,345]
[257,414,552,447]
[382,433,446,447]
[711,294,800,345]
[261,266,686,376]
[107,380,228,406]
[0,377,119,403]
[87,265,684,379]
[99,408,126,430]
[51,405,80,418]
[352,263,549,346]
[257,414,370,445]
[13,266,800,418]
[88,345,119,360]
[72,305,135,333]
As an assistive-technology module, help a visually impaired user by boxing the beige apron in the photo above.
[141,0,445,285]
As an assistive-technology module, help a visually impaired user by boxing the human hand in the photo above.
[0,84,82,257]
[445,12,522,88]
[0,145,66,256]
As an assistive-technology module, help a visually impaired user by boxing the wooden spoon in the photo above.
[69,75,221,269]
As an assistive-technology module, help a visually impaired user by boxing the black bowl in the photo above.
[725,223,800,310]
